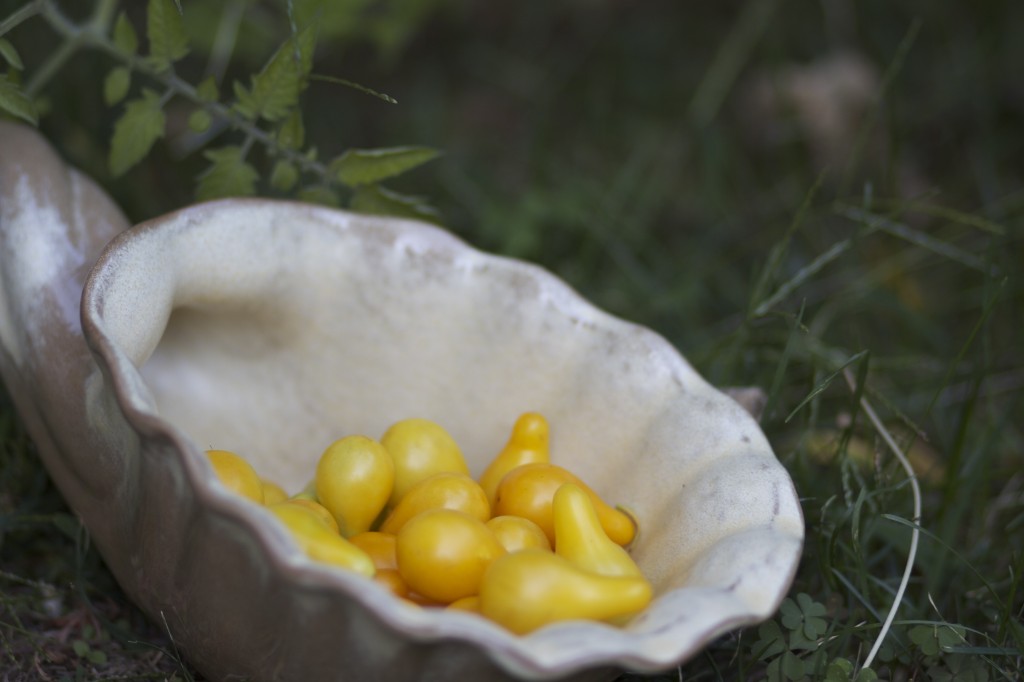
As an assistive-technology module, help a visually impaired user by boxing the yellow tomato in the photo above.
[372,568,409,599]
[447,595,480,612]
[486,515,552,553]
[396,509,505,604]
[205,450,264,504]
[478,549,652,634]
[315,435,394,537]
[379,472,489,535]
[478,412,550,506]
[273,498,340,535]
[348,531,398,571]
[380,418,468,507]
[553,484,643,578]
[492,464,636,546]
[260,478,289,505]
[268,504,375,577]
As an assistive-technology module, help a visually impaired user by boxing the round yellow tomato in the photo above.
[260,478,289,505]
[379,472,489,535]
[273,498,340,535]
[486,515,551,553]
[492,463,636,546]
[348,531,398,571]
[396,509,505,604]
[372,568,409,599]
[380,418,468,507]
[205,450,264,504]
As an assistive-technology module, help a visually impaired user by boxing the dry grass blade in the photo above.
[843,368,922,672]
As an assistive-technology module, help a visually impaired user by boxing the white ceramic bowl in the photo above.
[0,122,803,682]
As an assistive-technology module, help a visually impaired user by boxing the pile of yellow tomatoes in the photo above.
[205,413,652,634]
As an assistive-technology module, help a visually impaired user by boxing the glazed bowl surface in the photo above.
[0,122,803,681]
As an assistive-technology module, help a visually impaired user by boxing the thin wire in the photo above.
[843,368,921,671]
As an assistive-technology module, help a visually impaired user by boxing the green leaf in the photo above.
[195,146,258,201]
[234,24,317,122]
[276,110,304,150]
[72,640,89,658]
[767,652,806,682]
[789,627,821,652]
[780,598,802,631]
[103,67,131,106]
[147,0,189,72]
[188,108,211,133]
[911,624,969,658]
[270,160,298,192]
[0,75,37,124]
[332,146,439,187]
[753,620,787,660]
[350,184,440,223]
[795,593,828,639]
[113,12,138,55]
[108,90,165,176]
[195,75,218,102]
[855,667,878,682]
[86,649,107,664]
[297,185,339,207]
[0,39,24,70]
[824,658,854,682]
[232,81,257,120]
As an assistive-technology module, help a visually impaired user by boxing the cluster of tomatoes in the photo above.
[205,413,652,634]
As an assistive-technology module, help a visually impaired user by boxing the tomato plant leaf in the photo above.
[195,146,259,201]
[113,12,138,55]
[232,80,257,120]
[233,24,317,122]
[276,110,305,150]
[0,39,24,70]
[297,185,339,207]
[270,160,298,191]
[146,0,189,72]
[188,108,211,133]
[108,89,165,176]
[350,184,440,223]
[195,75,219,102]
[331,146,439,187]
[0,75,37,124]
[103,67,131,106]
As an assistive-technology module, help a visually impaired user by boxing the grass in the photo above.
[1,1,1022,680]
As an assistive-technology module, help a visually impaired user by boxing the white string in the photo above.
[843,368,922,671]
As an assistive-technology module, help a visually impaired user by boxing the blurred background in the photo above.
[28,0,1020,381]
[2,0,1022,679]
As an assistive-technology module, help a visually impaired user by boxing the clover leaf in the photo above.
[781,593,829,640]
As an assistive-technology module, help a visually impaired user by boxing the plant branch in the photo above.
[0,0,43,39]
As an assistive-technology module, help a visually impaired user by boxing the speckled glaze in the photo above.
[0,122,803,681]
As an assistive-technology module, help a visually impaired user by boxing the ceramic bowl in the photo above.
[0,122,803,681]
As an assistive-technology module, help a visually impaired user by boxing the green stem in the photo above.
[24,33,78,96]
[88,0,119,34]
[0,0,43,39]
